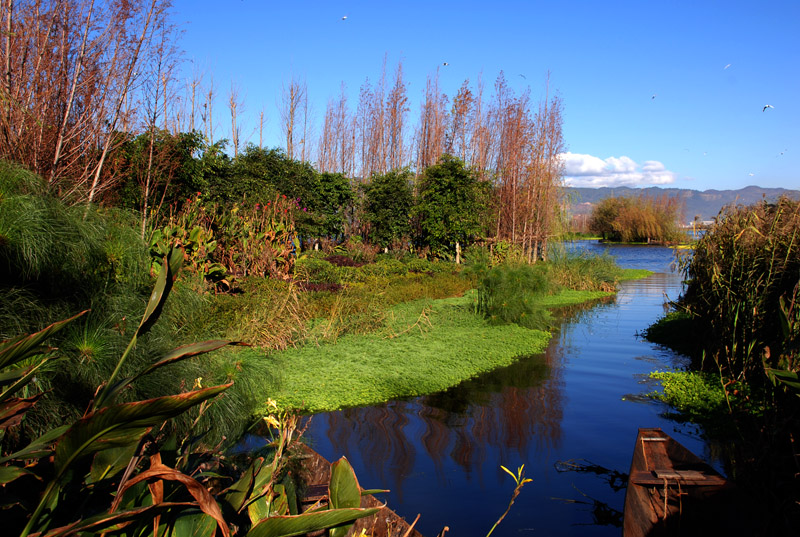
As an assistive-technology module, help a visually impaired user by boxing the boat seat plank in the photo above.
[630,470,728,486]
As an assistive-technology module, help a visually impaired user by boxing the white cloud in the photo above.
[559,152,678,188]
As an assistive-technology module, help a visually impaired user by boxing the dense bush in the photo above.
[294,257,338,283]
[415,155,491,258]
[361,169,414,248]
[0,162,259,443]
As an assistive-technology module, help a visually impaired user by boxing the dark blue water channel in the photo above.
[301,242,710,536]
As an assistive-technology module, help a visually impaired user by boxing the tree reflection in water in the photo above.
[318,340,567,500]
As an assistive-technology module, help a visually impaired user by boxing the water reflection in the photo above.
[301,244,705,536]
[317,341,567,502]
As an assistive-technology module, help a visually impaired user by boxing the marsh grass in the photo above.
[471,246,624,330]
[546,247,623,291]
[681,196,800,381]
[259,293,552,413]
[477,262,554,330]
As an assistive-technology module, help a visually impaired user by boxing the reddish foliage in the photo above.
[324,255,365,267]
[297,282,343,293]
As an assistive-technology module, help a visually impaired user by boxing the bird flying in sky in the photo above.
[443,62,449,66]
[763,104,774,112]
[724,63,731,69]
[341,15,347,20]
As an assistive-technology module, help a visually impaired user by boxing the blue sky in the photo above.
[171,0,799,191]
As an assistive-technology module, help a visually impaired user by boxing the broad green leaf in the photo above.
[95,249,183,409]
[247,495,269,527]
[0,464,36,485]
[137,249,180,337]
[360,489,389,496]
[0,364,31,386]
[55,384,231,474]
[0,358,53,404]
[269,484,288,517]
[169,511,217,537]
[0,310,87,370]
[283,475,299,515]
[222,457,265,513]
[88,442,139,483]
[329,457,361,508]
[245,508,380,537]
[36,502,197,537]
[102,340,238,405]
[765,367,800,396]
[328,457,363,537]
[0,424,69,464]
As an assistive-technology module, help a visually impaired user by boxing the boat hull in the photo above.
[623,427,735,537]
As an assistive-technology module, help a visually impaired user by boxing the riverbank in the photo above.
[254,268,650,414]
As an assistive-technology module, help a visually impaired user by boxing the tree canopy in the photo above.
[415,155,490,256]
[362,169,414,248]
[589,194,684,243]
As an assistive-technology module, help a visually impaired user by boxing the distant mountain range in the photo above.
[566,185,800,222]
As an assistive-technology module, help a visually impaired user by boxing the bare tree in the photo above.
[447,79,473,162]
[385,60,408,171]
[279,75,306,159]
[138,14,180,236]
[316,82,355,177]
[414,69,448,174]
[228,81,243,157]
[258,107,266,148]
[85,0,163,205]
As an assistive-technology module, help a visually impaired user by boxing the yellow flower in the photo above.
[193,377,203,389]
[264,415,280,428]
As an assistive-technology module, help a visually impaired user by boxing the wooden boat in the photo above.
[623,427,736,537]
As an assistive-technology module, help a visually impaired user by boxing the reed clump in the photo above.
[681,196,800,381]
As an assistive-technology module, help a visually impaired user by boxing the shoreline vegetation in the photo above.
[642,196,800,533]
[259,285,625,414]
[0,148,658,536]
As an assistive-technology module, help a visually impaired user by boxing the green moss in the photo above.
[253,294,551,413]
[647,370,762,432]
[619,268,652,280]
[536,288,614,308]
[648,370,730,418]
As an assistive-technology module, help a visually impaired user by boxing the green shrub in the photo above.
[294,256,338,283]
[405,257,454,274]
[361,258,408,277]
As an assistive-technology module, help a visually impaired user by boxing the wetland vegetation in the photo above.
[644,196,800,533]
[1,1,795,534]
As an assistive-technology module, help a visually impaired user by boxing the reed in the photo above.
[681,196,800,381]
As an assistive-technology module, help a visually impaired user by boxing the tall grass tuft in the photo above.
[546,245,622,292]
[476,262,553,330]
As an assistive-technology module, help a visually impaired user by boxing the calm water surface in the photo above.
[303,242,709,536]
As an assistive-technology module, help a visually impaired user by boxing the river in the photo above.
[302,242,711,536]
